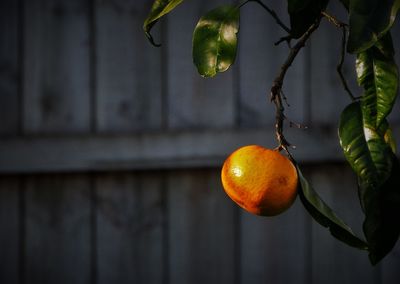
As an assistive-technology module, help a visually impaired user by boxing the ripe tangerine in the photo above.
[221,145,298,216]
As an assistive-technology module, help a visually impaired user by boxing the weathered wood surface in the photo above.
[381,241,400,284]
[167,170,236,283]
[239,0,306,127]
[23,0,91,133]
[167,0,236,129]
[310,2,355,127]
[96,172,165,284]
[0,0,20,135]
[309,165,380,284]
[0,0,399,283]
[390,15,400,124]
[95,0,163,132]
[0,128,353,173]
[240,199,309,284]
[0,177,20,284]
[24,175,92,284]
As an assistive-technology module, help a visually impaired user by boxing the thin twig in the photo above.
[321,11,356,101]
[337,26,356,100]
[289,120,307,129]
[270,17,321,158]
[239,0,291,33]
[321,11,346,28]
[281,90,290,107]
[274,35,293,47]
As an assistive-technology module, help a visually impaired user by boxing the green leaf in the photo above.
[287,0,328,38]
[347,0,400,53]
[377,119,397,154]
[192,5,239,77]
[383,126,397,153]
[143,0,184,46]
[338,102,393,189]
[356,34,399,128]
[357,119,396,213]
[340,102,399,264]
[297,166,368,250]
[360,154,400,265]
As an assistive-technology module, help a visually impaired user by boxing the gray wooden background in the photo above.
[0,0,399,283]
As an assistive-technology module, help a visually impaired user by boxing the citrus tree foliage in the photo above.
[143,0,400,264]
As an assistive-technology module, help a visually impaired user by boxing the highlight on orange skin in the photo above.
[221,145,298,216]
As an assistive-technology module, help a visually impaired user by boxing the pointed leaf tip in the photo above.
[297,166,368,250]
[143,0,184,46]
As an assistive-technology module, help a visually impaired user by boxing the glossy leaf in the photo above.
[356,34,399,128]
[143,0,184,46]
[340,100,400,265]
[377,119,397,154]
[357,118,396,213]
[287,0,328,38]
[359,154,400,265]
[297,166,368,250]
[192,5,239,77]
[338,102,393,189]
[383,126,397,153]
[347,0,400,53]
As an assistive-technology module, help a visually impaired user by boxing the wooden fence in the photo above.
[0,0,399,283]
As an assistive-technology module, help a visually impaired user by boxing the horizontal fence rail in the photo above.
[0,127,361,174]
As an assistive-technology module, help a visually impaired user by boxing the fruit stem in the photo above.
[270,17,321,159]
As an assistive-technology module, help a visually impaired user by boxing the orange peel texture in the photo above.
[221,145,298,216]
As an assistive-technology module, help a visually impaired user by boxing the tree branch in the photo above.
[337,26,356,101]
[321,11,344,28]
[321,11,355,101]
[270,17,321,158]
[240,0,291,34]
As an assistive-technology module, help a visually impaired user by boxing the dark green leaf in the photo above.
[357,119,396,213]
[287,0,328,38]
[340,102,399,264]
[192,5,239,77]
[338,102,393,189]
[374,32,395,58]
[383,126,397,153]
[356,34,399,128]
[360,154,400,265]
[377,119,397,154]
[297,166,368,250]
[143,0,184,46]
[347,0,400,53]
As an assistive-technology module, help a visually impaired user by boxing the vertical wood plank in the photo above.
[240,197,309,284]
[167,0,236,129]
[24,175,91,284]
[310,2,356,127]
[95,0,163,132]
[168,169,236,284]
[23,0,91,133]
[239,1,306,127]
[96,172,165,284]
[310,164,380,284]
[381,241,400,284]
[0,0,20,135]
[388,18,400,124]
[0,177,20,283]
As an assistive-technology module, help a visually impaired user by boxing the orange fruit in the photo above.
[221,145,298,216]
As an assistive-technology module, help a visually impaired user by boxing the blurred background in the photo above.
[0,0,399,283]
